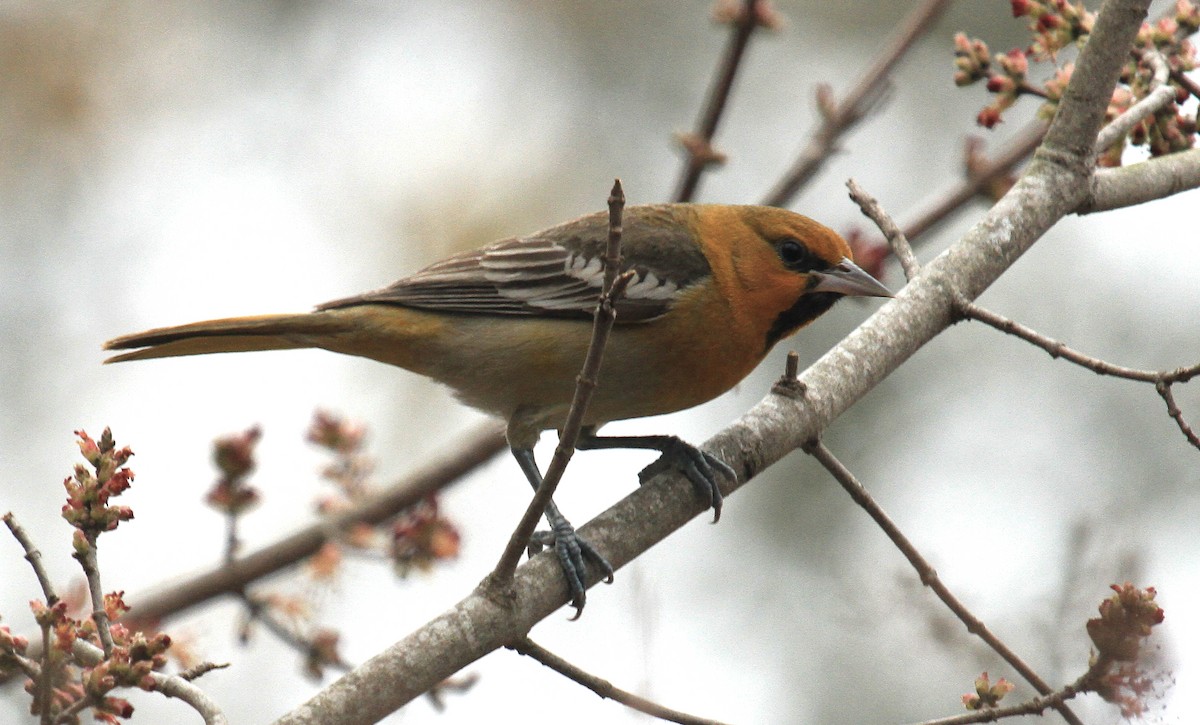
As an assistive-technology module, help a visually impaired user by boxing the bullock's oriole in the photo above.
[104,203,891,613]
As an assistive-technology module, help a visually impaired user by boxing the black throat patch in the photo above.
[764,292,841,351]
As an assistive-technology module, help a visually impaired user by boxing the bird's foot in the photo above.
[636,436,736,523]
[528,518,614,619]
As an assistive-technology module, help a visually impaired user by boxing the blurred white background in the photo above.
[1,1,1197,723]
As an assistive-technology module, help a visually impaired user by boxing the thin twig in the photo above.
[760,0,952,207]
[959,301,1199,384]
[76,539,114,657]
[37,630,53,725]
[0,649,42,681]
[1016,80,1052,99]
[1094,50,1173,153]
[914,656,1111,725]
[491,180,631,584]
[1157,381,1200,450]
[178,661,231,682]
[802,440,1083,725]
[846,178,920,280]
[3,512,59,721]
[4,513,59,602]
[673,0,771,202]
[53,694,99,725]
[1169,65,1200,101]
[242,593,352,675]
[510,638,731,725]
[70,638,230,725]
[901,122,1047,243]
[960,299,1200,450]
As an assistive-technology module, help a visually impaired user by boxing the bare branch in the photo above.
[53,693,99,725]
[846,178,920,280]
[959,301,1199,384]
[3,512,57,719]
[802,441,1082,725]
[673,0,773,202]
[1170,65,1200,101]
[3,512,59,604]
[1094,50,1173,154]
[1157,381,1200,450]
[177,661,231,682]
[70,639,229,725]
[510,638,731,725]
[761,0,952,207]
[1083,146,1200,212]
[490,180,628,588]
[242,594,352,678]
[75,541,114,657]
[960,300,1200,450]
[902,122,1046,243]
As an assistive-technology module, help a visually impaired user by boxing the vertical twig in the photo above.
[76,539,114,657]
[4,513,60,723]
[491,180,632,584]
[223,513,240,566]
[1157,381,1200,450]
[673,0,771,202]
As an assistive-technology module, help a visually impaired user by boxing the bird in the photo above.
[104,203,891,614]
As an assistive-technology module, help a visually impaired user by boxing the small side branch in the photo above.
[76,539,115,656]
[1094,50,1174,154]
[902,122,1047,243]
[673,0,775,202]
[510,638,731,725]
[4,512,58,603]
[241,593,352,678]
[1157,381,1200,450]
[802,440,1083,725]
[70,639,229,725]
[4,512,59,720]
[492,180,632,584]
[959,299,1200,451]
[846,178,920,281]
[914,656,1112,725]
[761,0,952,207]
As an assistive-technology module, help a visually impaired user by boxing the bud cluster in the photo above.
[955,0,1198,160]
[62,429,135,538]
[961,671,1015,710]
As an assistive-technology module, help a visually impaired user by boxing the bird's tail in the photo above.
[102,313,354,363]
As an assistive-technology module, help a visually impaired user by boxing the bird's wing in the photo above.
[317,207,710,322]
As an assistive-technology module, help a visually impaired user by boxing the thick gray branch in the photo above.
[1084,147,1200,212]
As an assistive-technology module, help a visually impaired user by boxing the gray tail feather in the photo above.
[102,313,351,363]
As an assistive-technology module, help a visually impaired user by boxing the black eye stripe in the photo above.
[775,238,828,272]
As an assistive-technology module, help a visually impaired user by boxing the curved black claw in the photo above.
[528,517,614,619]
[636,437,736,523]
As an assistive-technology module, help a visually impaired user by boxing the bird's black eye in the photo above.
[776,238,824,272]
